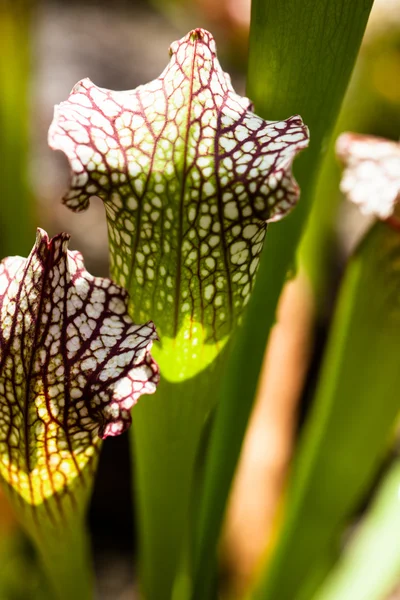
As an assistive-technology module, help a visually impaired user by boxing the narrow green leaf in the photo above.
[193,1,374,596]
[313,457,400,600]
[298,76,377,307]
[48,28,308,598]
[252,220,400,600]
[0,229,158,599]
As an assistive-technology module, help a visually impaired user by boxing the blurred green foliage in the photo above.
[254,221,400,600]
[314,456,400,600]
[0,1,35,257]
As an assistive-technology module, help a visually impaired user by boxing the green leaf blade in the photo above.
[192,2,374,597]
[254,221,400,600]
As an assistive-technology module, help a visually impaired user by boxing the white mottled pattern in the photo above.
[0,229,158,506]
[49,28,309,346]
[337,133,400,220]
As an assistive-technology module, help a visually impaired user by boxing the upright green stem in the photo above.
[131,356,226,600]
[193,1,374,597]
[4,467,96,600]
[31,511,94,600]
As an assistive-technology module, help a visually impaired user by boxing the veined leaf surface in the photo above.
[49,28,309,380]
[0,228,158,510]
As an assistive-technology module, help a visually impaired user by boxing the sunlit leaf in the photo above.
[0,228,158,507]
[48,28,309,380]
[0,228,158,598]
